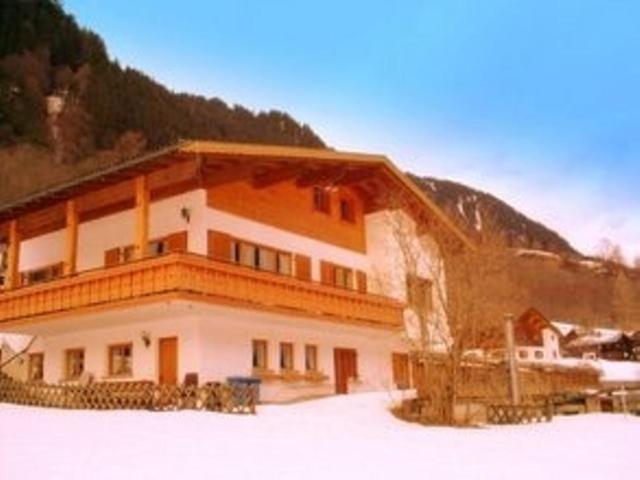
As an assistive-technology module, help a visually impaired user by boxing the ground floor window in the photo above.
[280,342,294,371]
[252,339,268,369]
[28,353,44,381]
[65,348,85,380]
[305,344,318,372]
[109,343,133,376]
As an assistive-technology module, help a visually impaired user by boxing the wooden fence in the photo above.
[0,374,257,414]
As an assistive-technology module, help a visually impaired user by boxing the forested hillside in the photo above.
[0,0,323,165]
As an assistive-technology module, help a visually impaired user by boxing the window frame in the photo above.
[312,186,331,214]
[28,352,44,381]
[339,197,356,223]
[65,348,85,380]
[304,344,318,372]
[108,342,133,377]
[279,342,295,371]
[252,339,268,370]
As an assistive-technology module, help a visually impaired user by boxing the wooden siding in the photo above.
[0,253,402,329]
[207,180,366,252]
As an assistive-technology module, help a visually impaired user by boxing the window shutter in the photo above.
[356,270,367,293]
[166,231,188,253]
[104,247,121,267]
[294,255,311,281]
[208,230,233,261]
[320,261,334,285]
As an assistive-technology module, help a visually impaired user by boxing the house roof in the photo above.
[0,140,474,249]
[551,321,579,337]
[565,327,627,349]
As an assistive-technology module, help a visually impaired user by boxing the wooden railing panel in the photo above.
[0,253,403,327]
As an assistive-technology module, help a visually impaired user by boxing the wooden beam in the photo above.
[201,165,253,188]
[295,166,347,188]
[64,200,78,276]
[134,175,150,260]
[5,220,20,290]
[251,165,301,189]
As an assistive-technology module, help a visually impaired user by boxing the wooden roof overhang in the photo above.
[0,140,473,249]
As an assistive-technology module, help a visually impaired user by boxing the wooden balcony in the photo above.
[0,253,403,328]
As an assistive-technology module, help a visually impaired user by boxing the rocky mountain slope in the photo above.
[409,174,579,256]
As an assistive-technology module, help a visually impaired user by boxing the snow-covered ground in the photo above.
[1,391,638,480]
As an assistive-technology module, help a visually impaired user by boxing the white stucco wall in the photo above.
[203,207,370,282]
[516,328,561,362]
[19,229,66,272]
[20,301,405,402]
[18,190,207,273]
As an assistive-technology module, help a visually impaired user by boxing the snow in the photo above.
[1,392,639,480]
[598,359,640,383]
[474,204,483,231]
[565,328,623,348]
[551,321,577,337]
[515,248,561,260]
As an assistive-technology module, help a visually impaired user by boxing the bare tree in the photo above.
[378,198,523,425]
[596,238,626,266]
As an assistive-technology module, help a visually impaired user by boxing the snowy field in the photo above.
[1,392,638,480]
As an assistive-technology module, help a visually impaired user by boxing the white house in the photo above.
[0,141,470,402]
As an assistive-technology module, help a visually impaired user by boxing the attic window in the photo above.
[313,187,331,214]
[340,198,355,222]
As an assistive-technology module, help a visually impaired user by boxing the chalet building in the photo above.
[477,308,562,363]
[563,328,635,361]
[512,308,562,363]
[0,141,469,402]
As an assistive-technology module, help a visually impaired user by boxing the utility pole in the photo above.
[505,313,521,405]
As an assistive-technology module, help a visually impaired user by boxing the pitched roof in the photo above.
[0,140,474,249]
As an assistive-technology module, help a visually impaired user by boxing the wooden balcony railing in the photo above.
[0,253,403,328]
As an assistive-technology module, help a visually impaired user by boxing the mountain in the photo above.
[0,0,323,162]
[409,174,580,256]
[2,2,638,328]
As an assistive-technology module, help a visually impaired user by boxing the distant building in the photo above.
[563,327,635,361]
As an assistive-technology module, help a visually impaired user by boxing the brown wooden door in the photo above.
[334,348,358,394]
[158,337,178,385]
[392,353,410,389]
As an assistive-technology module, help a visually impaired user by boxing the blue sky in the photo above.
[65,0,640,260]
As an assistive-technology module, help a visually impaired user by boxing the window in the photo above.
[334,266,353,289]
[534,350,544,360]
[28,353,44,381]
[280,342,294,371]
[229,237,294,277]
[313,186,331,214]
[147,239,167,257]
[21,263,64,287]
[518,350,528,359]
[277,252,292,276]
[65,348,85,380]
[257,247,277,272]
[340,198,355,222]
[305,344,318,372]
[108,343,133,376]
[252,340,268,369]
[239,242,257,268]
[406,275,433,312]
[321,261,354,289]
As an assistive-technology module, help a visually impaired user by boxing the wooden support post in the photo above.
[134,175,150,260]
[5,220,20,290]
[505,313,521,406]
[64,199,78,276]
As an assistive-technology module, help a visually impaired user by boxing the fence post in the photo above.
[504,314,521,406]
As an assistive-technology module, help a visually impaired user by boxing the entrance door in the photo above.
[392,352,411,389]
[334,348,358,394]
[158,337,178,385]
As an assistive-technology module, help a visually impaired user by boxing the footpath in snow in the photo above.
[1,391,638,480]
